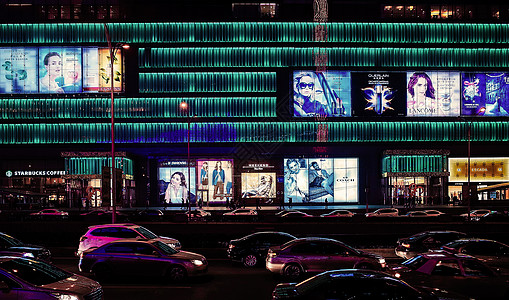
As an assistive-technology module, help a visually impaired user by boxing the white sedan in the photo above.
[30,209,68,219]
[423,210,446,217]
[223,209,258,216]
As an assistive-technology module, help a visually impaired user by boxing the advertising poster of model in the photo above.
[0,47,38,93]
[241,173,276,203]
[158,160,196,207]
[292,70,351,117]
[351,72,407,116]
[39,47,82,93]
[284,158,358,204]
[462,73,509,116]
[406,71,460,117]
[196,160,233,206]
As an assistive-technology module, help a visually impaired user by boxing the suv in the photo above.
[227,231,296,267]
[365,208,399,217]
[395,230,467,259]
[77,223,181,256]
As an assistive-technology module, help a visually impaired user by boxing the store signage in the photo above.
[242,163,274,171]
[449,157,509,183]
[5,170,66,177]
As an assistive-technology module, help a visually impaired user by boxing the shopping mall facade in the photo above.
[0,0,508,209]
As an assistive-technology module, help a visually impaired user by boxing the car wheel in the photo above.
[283,263,302,279]
[242,254,258,267]
[93,264,112,282]
[167,265,187,282]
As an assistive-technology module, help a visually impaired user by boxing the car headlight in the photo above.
[51,293,79,300]
[22,252,35,258]
[191,259,204,266]
[379,258,386,265]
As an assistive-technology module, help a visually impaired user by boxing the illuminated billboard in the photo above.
[158,161,196,206]
[241,172,276,199]
[351,72,407,116]
[461,73,509,116]
[449,157,509,183]
[406,71,461,116]
[197,159,233,205]
[292,70,351,117]
[0,46,123,94]
[284,158,358,203]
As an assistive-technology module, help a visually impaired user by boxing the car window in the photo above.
[290,242,321,254]
[431,260,461,276]
[321,242,350,255]
[401,256,428,270]
[104,243,135,253]
[136,226,158,239]
[0,273,21,289]
[462,259,494,277]
[0,258,71,286]
[90,227,120,237]
[132,244,157,255]
[463,241,500,256]
[0,234,22,247]
[270,234,295,245]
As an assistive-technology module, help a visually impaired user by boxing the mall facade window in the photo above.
[232,2,278,19]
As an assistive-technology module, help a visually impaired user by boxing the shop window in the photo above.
[405,6,416,18]
[382,6,393,18]
[260,3,277,18]
[72,4,81,19]
[430,5,440,19]
[47,5,58,19]
[393,6,404,18]
[97,5,108,19]
[232,3,278,19]
[60,5,70,19]
[110,5,119,19]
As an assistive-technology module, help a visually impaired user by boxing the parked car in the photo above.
[223,209,258,216]
[423,209,446,217]
[0,256,103,300]
[441,238,509,272]
[473,210,509,222]
[320,209,356,218]
[275,209,302,217]
[29,208,68,220]
[395,230,467,260]
[266,237,386,279]
[135,209,165,221]
[389,250,509,300]
[227,231,296,267]
[460,209,492,220]
[365,208,399,217]
[0,232,51,261]
[278,211,314,219]
[184,208,212,221]
[272,269,469,300]
[80,209,129,222]
[404,211,430,217]
[79,239,207,282]
[77,223,181,256]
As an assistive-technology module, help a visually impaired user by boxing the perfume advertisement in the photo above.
[351,72,407,116]
[0,47,38,93]
[292,70,351,117]
[284,158,358,204]
[38,47,82,93]
[461,73,509,116]
[406,71,461,117]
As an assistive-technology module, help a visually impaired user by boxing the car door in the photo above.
[462,241,509,270]
[131,243,166,277]
[288,242,328,273]
[321,242,358,270]
[102,242,138,276]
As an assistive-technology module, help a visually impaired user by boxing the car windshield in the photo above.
[442,241,464,249]
[137,226,158,239]
[153,241,178,255]
[401,255,428,270]
[0,258,71,285]
[0,234,23,247]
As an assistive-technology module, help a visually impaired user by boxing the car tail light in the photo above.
[228,244,235,249]
[80,236,87,242]
[401,243,410,248]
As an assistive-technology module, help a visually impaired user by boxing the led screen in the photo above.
[0,46,123,94]
[241,172,276,199]
[351,72,407,116]
[158,162,196,206]
[461,73,509,116]
[284,158,358,203]
[292,70,351,117]
[406,71,461,116]
[197,160,233,205]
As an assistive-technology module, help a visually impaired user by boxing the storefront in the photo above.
[382,150,450,206]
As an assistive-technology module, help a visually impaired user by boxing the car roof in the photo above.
[420,250,473,259]
[451,238,505,244]
[291,237,342,243]
[87,223,139,229]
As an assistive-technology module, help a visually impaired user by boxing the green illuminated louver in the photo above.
[382,155,446,174]
[66,157,134,176]
[0,121,507,144]
[139,47,509,68]
[2,23,509,44]
[139,72,276,93]
[0,97,276,119]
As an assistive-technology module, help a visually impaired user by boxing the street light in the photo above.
[180,101,191,215]
[104,23,129,224]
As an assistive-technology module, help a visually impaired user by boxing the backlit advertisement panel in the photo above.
[292,70,351,117]
[461,73,509,116]
[406,71,460,116]
[241,173,276,198]
[0,46,124,94]
[158,161,196,206]
[449,157,509,183]
[197,160,233,205]
[351,72,407,116]
[284,158,358,203]
[0,47,38,93]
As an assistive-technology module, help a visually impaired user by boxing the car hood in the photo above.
[171,250,205,260]
[358,250,383,259]
[155,236,179,243]
[42,274,101,295]
[10,244,46,252]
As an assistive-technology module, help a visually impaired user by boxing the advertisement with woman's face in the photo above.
[406,71,460,116]
[159,165,196,205]
[292,70,351,117]
[241,173,276,199]
[284,158,358,204]
[39,47,82,93]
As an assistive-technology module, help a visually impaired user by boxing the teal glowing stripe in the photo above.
[138,47,509,68]
[382,155,445,173]
[0,97,276,119]
[66,157,134,176]
[2,23,509,44]
[0,121,507,144]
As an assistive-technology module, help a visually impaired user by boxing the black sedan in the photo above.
[442,238,509,273]
[79,239,207,282]
[0,232,51,261]
[227,231,296,267]
[395,230,467,259]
